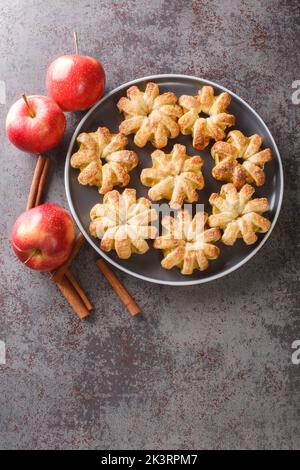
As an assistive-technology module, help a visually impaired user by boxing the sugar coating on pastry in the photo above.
[178,85,235,150]
[154,210,221,275]
[211,130,272,189]
[89,188,157,259]
[70,127,139,194]
[208,183,271,245]
[140,144,205,209]
[117,82,183,149]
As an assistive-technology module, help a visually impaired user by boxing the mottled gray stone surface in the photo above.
[0,0,299,450]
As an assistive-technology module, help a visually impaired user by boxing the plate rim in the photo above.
[65,73,284,286]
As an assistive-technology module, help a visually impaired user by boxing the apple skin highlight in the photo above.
[10,203,76,271]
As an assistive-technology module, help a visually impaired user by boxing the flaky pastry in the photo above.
[70,127,139,194]
[178,85,235,150]
[154,210,221,275]
[117,82,182,148]
[140,144,205,209]
[211,130,272,189]
[208,183,271,245]
[89,188,157,259]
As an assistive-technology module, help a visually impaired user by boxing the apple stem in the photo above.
[23,249,41,266]
[22,93,35,118]
[73,31,79,55]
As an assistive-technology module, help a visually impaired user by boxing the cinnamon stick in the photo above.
[35,157,50,207]
[96,259,141,317]
[65,270,92,311]
[56,276,90,320]
[51,233,85,283]
[26,155,47,210]
[49,268,91,319]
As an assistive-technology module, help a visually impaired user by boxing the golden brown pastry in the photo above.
[140,144,205,209]
[211,130,272,189]
[178,85,235,150]
[117,82,182,148]
[70,127,139,194]
[89,188,157,259]
[208,183,271,245]
[154,210,221,275]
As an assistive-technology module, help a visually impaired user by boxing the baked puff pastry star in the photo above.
[89,188,157,259]
[140,144,205,209]
[178,85,235,150]
[154,210,221,275]
[70,127,139,194]
[211,130,272,189]
[117,82,182,148]
[208,183,271,245]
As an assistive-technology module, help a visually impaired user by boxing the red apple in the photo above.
[10,203,76,271]
[46,54,105,111]
[6,95,66,154]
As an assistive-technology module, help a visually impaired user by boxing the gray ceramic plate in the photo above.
[65,74,283,286]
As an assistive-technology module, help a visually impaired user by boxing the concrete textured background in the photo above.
[0,0,299,450]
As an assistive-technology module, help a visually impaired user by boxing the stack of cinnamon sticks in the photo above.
[27,155,92,319]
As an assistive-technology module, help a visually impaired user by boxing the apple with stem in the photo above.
[6,94,66,154]
[46,32,105,111]
[11,203,76,272]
